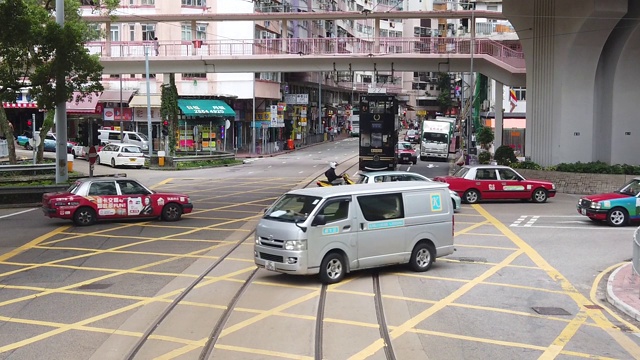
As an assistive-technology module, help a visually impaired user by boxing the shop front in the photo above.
[177,99,236,153]
[66,92,103,142]
[129,94,162,150]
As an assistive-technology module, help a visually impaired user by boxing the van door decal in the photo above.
[430,193,442,212]
[368,219,404,230]
[322,226,340,235]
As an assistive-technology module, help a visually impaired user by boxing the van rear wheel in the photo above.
[319,252,345,284]
[409,242,435,272]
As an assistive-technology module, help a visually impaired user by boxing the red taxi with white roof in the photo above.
[434,165,556,204]
[42,177,193,226]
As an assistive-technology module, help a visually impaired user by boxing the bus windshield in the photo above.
[264,194,322,222]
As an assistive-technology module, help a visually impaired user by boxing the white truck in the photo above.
[419,120,451,161]
[349,114,360,137]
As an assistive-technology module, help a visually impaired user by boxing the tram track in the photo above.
[314,272,397,360]
[124,230,258,360]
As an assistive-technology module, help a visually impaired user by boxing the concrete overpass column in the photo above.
[105,21,111,57]
[494,81,504,149]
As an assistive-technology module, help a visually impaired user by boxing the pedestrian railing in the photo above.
[632,226,640,276]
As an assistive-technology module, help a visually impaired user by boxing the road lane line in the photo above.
[474,205,640,359]
[348,249,525,359]
[0,208,36,219]
[0,225,70,262]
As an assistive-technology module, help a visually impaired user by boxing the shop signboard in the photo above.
[270,105,278,127]
[284,94,309,105]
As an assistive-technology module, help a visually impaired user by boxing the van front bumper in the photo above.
[254,245,316,275]
[421,152,448,158]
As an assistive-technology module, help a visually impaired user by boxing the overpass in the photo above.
[94,37,525,87]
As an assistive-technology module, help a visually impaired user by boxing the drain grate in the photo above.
[532,307,571,316]
[451,257,487,263]
[78,283,112,290]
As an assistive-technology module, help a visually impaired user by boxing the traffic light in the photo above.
[162,121,169,136]
[91,123,99,146]
[78,122,88,146]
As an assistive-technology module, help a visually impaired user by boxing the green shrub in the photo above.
[511,161,542,170]
[475,126,494,150]
[494,145,517,165]
[478,151,491,164]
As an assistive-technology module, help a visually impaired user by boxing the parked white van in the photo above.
[254,182,454,283]
[98,130,149,151]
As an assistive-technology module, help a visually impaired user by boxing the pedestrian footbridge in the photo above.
[93,37,526,86]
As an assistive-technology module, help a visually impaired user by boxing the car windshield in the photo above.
[397,143,412,150]
[407,130,416,136]
[264,194,322,222]
[356,174,370,184]
[452,167,470,178]
[137,133,148,141]
[67,181,82,194]
[618,179,640,196]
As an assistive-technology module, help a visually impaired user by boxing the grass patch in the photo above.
[175,158,242,169]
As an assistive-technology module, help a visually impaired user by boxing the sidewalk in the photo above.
[234,133,349,159]
[607,262,640,321]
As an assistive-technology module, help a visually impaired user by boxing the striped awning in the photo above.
[2,102,37,109]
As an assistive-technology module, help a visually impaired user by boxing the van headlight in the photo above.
[284,240,306,251]
[590,202,601,209]
[255,234,260,245]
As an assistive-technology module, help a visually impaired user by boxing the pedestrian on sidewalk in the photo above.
[329,127,335,141]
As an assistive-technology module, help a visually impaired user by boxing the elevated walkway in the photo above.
[94,37,526,86]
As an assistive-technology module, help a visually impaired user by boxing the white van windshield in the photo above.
[137,133,148,141]
[265,194,322,222]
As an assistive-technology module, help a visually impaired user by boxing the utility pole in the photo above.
[55,0,68,183]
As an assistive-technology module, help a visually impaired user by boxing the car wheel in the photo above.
[409,242,435,272]
[72,150,76,158]
[319,252,346,284]
[463,189,480,204]
[162,203,183,221]
[531,188,548,203]
[73,207,97,226]
[111,158,116,168]
[419,156,426,162]
[606,207,628,227]
[413,159,417,165]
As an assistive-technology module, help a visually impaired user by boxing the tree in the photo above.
[0,0,116,164]
[436,72,453,114]
[475,125,494,151]
[160,74,179,156]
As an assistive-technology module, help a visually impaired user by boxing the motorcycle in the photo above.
[316,172,355,187]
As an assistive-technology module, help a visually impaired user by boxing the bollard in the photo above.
[67,153,74,172]
[158,151,165,167]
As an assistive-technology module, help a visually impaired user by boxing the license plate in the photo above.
[581,208,586,215]
[130,158,137,162]
[265,261,276,271]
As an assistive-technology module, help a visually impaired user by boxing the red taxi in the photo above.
[42,177,193,226]
[396,141,417,164]
[434,165,556,204]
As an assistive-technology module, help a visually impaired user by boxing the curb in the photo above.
[606,263,640,322]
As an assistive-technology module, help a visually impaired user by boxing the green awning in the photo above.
[177,99,235,117]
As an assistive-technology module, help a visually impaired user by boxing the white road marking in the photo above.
[298,171,304,174]
[524,216,539,227]
[510,215,527,227]
[0,208,36,219]
[512,224,635,231]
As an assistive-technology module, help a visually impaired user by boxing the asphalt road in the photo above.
[1,136,639,359]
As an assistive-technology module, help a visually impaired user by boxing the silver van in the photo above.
[254,182,454,283]
[98,130,149,151]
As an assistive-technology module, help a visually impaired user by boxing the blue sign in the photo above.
[322,226,340,235]
[368,220,405,230]
[431,194,442,212]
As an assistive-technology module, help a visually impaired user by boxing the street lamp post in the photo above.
[467,4,475,165]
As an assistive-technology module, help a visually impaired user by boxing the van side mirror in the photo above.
[312,214,327,226]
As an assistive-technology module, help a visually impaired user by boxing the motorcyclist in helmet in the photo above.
[325,161,339,184]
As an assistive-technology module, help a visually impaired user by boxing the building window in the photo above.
[513,87,526,101]
[142,24,155,41]
[110,25,120,42]
[487,5,498,11]
[182,0,206,6]
[129,24,135,41]
[181,23,207,40]
[141,0,155,4]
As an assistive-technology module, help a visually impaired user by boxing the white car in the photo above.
[96,143,145,169]
[356,171,462,212]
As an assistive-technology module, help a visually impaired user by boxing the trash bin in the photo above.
[158,151,165,167]
[67,153,74,172]
[287,139,294,150]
